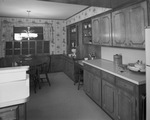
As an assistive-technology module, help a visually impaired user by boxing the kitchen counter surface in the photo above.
[83,59,146,85]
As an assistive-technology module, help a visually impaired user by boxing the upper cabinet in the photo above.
[111,0,144,9]
[82,19,92,44]
[100,13,112,46]
[92,13,112,46]
[112,9,129,47]
[112,1,148,49]
[70,24,78,49]
[92,17,101,45]
[128,1,148,48]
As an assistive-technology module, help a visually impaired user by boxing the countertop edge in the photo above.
[0,96,30,108]
[83,61,145,85]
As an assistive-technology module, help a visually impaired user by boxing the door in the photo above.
[116,89,136,120]
[92,17,101,44]
[101,13,112,46]
[84,70,92,96]
[112,9,128,47]
[128,1,147,48]
[92,76,101,106]
[102,80,116,118]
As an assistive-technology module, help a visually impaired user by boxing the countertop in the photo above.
[83,59,146,85]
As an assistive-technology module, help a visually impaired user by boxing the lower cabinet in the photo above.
[84,64,101,106]
[50,55,64,72]
[83,63,145,120]
[84,70,92,96]
[0,104,26,120]
[115,89,136,120]
[63,56,74,80]
[102,80,116,118]
[92,75,101,106]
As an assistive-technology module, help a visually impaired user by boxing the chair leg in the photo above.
[45,73,51,86]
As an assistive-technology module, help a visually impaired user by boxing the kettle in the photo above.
[113,54,122,66]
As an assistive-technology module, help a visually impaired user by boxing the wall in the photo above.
[66,6,145,64]
[66,6,110,25]
[101,46,145,64]
[0,17,67,57]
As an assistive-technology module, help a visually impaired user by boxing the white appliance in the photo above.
[145,27,150,120]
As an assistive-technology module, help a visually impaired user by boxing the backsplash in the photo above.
[101,47,145,64]
[0,17,67,57]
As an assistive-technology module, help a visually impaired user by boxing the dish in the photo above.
[127,65,146,72]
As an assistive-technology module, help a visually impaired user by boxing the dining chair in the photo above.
[39,57,51,86]
[27,65,40,93]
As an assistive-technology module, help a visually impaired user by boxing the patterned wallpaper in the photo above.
[0,17,67,57]
[0,6,111,57]
[66,6,111,25]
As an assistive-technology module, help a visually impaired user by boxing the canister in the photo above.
[113,54,122,66]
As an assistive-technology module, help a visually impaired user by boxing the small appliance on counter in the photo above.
[113,54,122,66]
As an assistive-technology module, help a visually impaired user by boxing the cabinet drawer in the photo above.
[0,106,18,120]
[84,64,101,77]
[116,77,135,93]
[102,71,115,83]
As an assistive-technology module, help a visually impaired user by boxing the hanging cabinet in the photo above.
[112,1,147,49]
[92,13,112,46]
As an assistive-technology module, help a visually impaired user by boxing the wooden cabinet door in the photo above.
[92,76,101,106]
[84,70,92,96]
[128,1,147,48]
[100,13,112,46]
[92,17,101,44]
[102,80,116,119]
[112,9,128,47]
[116,89,136,120]
[51,55,63,72]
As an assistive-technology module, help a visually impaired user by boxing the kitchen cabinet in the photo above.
[111,0,144,9]
[0,104,26,120]
[92,17,101,44]
[92,13,112,46]
[84,63,101,106]
[83,62,145,120]
[70,24,78,49]
[115,77,136,120]
[128,1,147,48]
[63,56,74,81]
[50,55,64,72]
[112,9,128,47]
[82,19,92,44]
[84,70,92,96]
[102,71,116,118]
[112,1,147,49]
[100,13,112,46]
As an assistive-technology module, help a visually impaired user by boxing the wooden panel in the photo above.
[128,1,147,48]
[92,76,101,106]
[92,17,101,44]
[116,89,136,120]
[102,80,116,119]
[84,70,92,96]
[102,71,115,84]
[116,77,135,94]
[0,106,18,120]
[112,9,128,47]
[100,13,112,46]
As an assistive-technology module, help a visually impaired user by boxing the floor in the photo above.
[27,72,112,120]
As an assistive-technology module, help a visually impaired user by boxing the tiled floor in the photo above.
[27,72,112,120]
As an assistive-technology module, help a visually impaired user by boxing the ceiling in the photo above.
[0,0,90,20]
